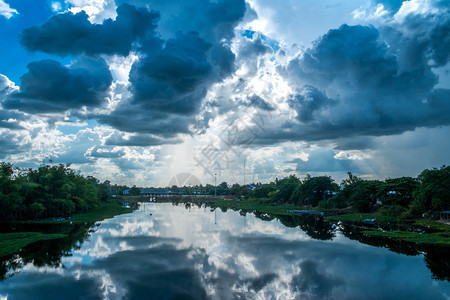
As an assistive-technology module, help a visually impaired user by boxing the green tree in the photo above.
[30,202,45,220]
[414,166,450,212]
[254,183,277,198]
[291,176,338,206]
[129,185,141,196]
[377,177,419,207]
[330,174,382,212]
[272,175,301,203]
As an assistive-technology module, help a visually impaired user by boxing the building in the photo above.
[140,188,179,197]
[440,211,450,221]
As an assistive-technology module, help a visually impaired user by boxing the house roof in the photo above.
[140,188,173,194]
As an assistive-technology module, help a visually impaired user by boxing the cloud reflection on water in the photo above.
[1,203,449,299]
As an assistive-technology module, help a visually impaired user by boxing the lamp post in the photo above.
[214,173,217,197]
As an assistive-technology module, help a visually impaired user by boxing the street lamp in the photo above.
[214,173,217,197]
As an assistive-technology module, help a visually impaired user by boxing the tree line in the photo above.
[169,166,449,218]
[1,161,448,221]
[0,162,111,221]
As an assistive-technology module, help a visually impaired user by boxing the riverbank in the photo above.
[20,202,135,224]
[0,202,135,258]
[0,232,66,257]
[324,212,450,245]
[165,197,322,216]
[362,230,450,246]
[163,197,450,246]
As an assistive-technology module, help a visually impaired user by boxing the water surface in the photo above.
[1,203,449,299]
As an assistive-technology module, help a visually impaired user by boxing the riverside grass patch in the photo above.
[0,232,66,257]
[362,230,450,246]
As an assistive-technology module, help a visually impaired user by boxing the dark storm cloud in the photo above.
[287,86,336,124]
[129,31,213,114]
[249,21,450,147]
[11,1,248,144]
[20,4,160,57]
[3,57,112,113]
[235,31,274,76]
[99,0,247,142]
[238,31,274,58]
[117,0,246,42]
[127,0,247,114]
[87,145,126,158]
[105,130,182,146]
[0,131,31,158]
[331,136,376,151]
[247,273,279,292]
[248,94,275,111]
[98,104,194,138]
[385,12,450,69]
[0,109,27,129]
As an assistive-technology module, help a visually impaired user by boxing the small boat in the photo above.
[363,219,377,225]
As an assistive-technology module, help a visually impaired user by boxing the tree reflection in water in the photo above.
[0,222,94,280]
[251,210,449,282]
[0,204,449,285]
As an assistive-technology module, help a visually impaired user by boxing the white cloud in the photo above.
[51,1,62,12]
[66,0,116,23]
[394,0,441,23]
[0,0,18,19]
[352,3,389,22]
[334,150,372,161]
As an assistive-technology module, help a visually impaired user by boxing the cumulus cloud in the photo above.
[234,31,274,76]
[250,17,450,145]
[0,0,17,19]
[129,31,213,115]
[99,0,247,143]
[0,74,28,130]
[3,57,112,114]
[0,129,31,158]
[85,145,126,159]
[66,0,117,23]
[104,131,182,146]
[0,73,17,98]
[20,3,160,57]
[9,0,249,146]
[0,109,28,130]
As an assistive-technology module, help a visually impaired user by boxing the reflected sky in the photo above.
[1,203,449,299]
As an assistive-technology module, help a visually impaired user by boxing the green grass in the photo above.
[1,203,134,257]
[362,230,450,246]
[325,213,399,224]
[69,202,134,223]
[414,220,450,231]
[0,232,66,257]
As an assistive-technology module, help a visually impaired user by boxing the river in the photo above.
[1,202,449,299]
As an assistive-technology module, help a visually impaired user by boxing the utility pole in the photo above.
[214,173,217,197]
[243,158,246,186]
[252,167,255,185]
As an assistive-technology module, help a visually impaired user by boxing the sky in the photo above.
[0,0,449,187]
